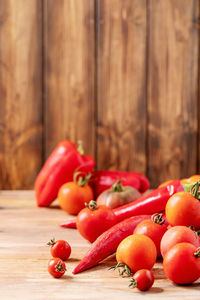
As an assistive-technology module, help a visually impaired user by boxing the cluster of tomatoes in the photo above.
[110,182,200,290]
[47,238,71,278]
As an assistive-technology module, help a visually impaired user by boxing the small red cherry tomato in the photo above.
[163,243,200,284]
[47,238,71,261]
[77,200,116,243]
[129,269,154,291]
[134,213,168,257]
[48,257,66,278]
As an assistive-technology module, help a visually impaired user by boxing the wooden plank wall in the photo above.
[0,0,199,189]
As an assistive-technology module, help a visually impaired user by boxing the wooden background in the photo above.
[0,0,199,189]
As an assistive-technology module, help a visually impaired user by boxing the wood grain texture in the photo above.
[96,0,147,173]
[0,190,200,300]
[44,0,95,159]
[147,0,199,187]
[0,0,42,189]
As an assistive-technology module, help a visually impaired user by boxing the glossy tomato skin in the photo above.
[134,219,168,257]
[160,226,199,258]
[166,192,200,230]
[48,257,66,278]
[50,240,71,261]
[58,182,93,215]
[163,243,200,284]
[181,175,200,185]
[77,205,116,243]
[116,234,157,273]
[132,269,154,291]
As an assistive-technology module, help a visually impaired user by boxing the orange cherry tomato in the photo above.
[58,173,93,215]
[165,191,200,230]
[163,243,200,284]
[116,234,157,273]
[158,180,174,189]
[77,201,116,243]
[134,213,168,257]
[160,225,199,258]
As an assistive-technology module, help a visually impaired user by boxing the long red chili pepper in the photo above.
[35,140,95,207]
[72,215,152,274]
[60,179,183,228]
[89,170,149,198]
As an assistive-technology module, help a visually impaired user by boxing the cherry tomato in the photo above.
[163,243,200,284]
[181,175,200,185]
[134,213,168,257]
[47,238,71,261]
[115,234,157,274]
[48,257,66,278]
[160,226,199,258]
[76,200,116,243]
[58,173,93,215]
[129,269,154,291]
[166,190,200,230]
[158,180,174,188]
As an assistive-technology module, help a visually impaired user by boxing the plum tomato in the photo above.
[48,257,66,278]
[163,243,200,284]
[47,238,71,261]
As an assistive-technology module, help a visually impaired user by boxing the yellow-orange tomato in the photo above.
[166,192,200,230]
[158,180,174,189]
[58,182,93,215]
[181,175,200,185]
[116,234,157,273]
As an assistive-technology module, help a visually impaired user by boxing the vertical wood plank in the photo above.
[147,0,199,187]
[0,0,42,189]
[96,0,147,173]
[44,0,95,158]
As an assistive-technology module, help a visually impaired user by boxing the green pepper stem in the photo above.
[77,140,85,156]
[73,172,91,187]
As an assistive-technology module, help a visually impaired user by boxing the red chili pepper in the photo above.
[35,140,95,207]
[60,179,183,229]
[89,170,149,198]
[72,215,152,274]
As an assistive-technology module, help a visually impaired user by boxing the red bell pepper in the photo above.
[72,215,152,274]
[35,140,95,207]
[60,179,183,229]
[89,170,149,198]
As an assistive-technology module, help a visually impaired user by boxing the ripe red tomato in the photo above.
[115,234,157,274]
[134,213,168,257]
[58,174,93,215]
[47,238,71,261]
[129,269,154,291]
[166,191,200,230]
[163,243,200,284]
[160,226,199,258]
[48,257,66,278]
[76,200,116,242]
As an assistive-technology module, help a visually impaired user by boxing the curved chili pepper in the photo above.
[89,170,149,198]
[72,215,152,274]
[60,179,183,229]
[35,140,95,207]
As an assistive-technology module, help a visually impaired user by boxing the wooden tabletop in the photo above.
[0,191,199,300]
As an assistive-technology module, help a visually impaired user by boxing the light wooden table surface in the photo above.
[0,190,199,300]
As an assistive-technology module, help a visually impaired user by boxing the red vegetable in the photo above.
[61,180,183,229]
[129,269,154,291]
[35,140,95,207]
[72,215,151,274]
[47,238,71,261]
[89,170,149,198]
[48,257,66,278]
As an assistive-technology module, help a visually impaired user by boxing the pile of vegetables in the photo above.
[35,140,200,291]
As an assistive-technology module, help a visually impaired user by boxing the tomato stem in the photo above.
[73,171,91,187]
[129,278,137,288]
[151,213,165,225]
[85,200,97,210]
[189,226,200,238]
[47,237,55,246]
[55,261,66,273]
[190,181,200,200]
[109,262,132,277]
[111,180,124,192]
[194,247,200,258]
